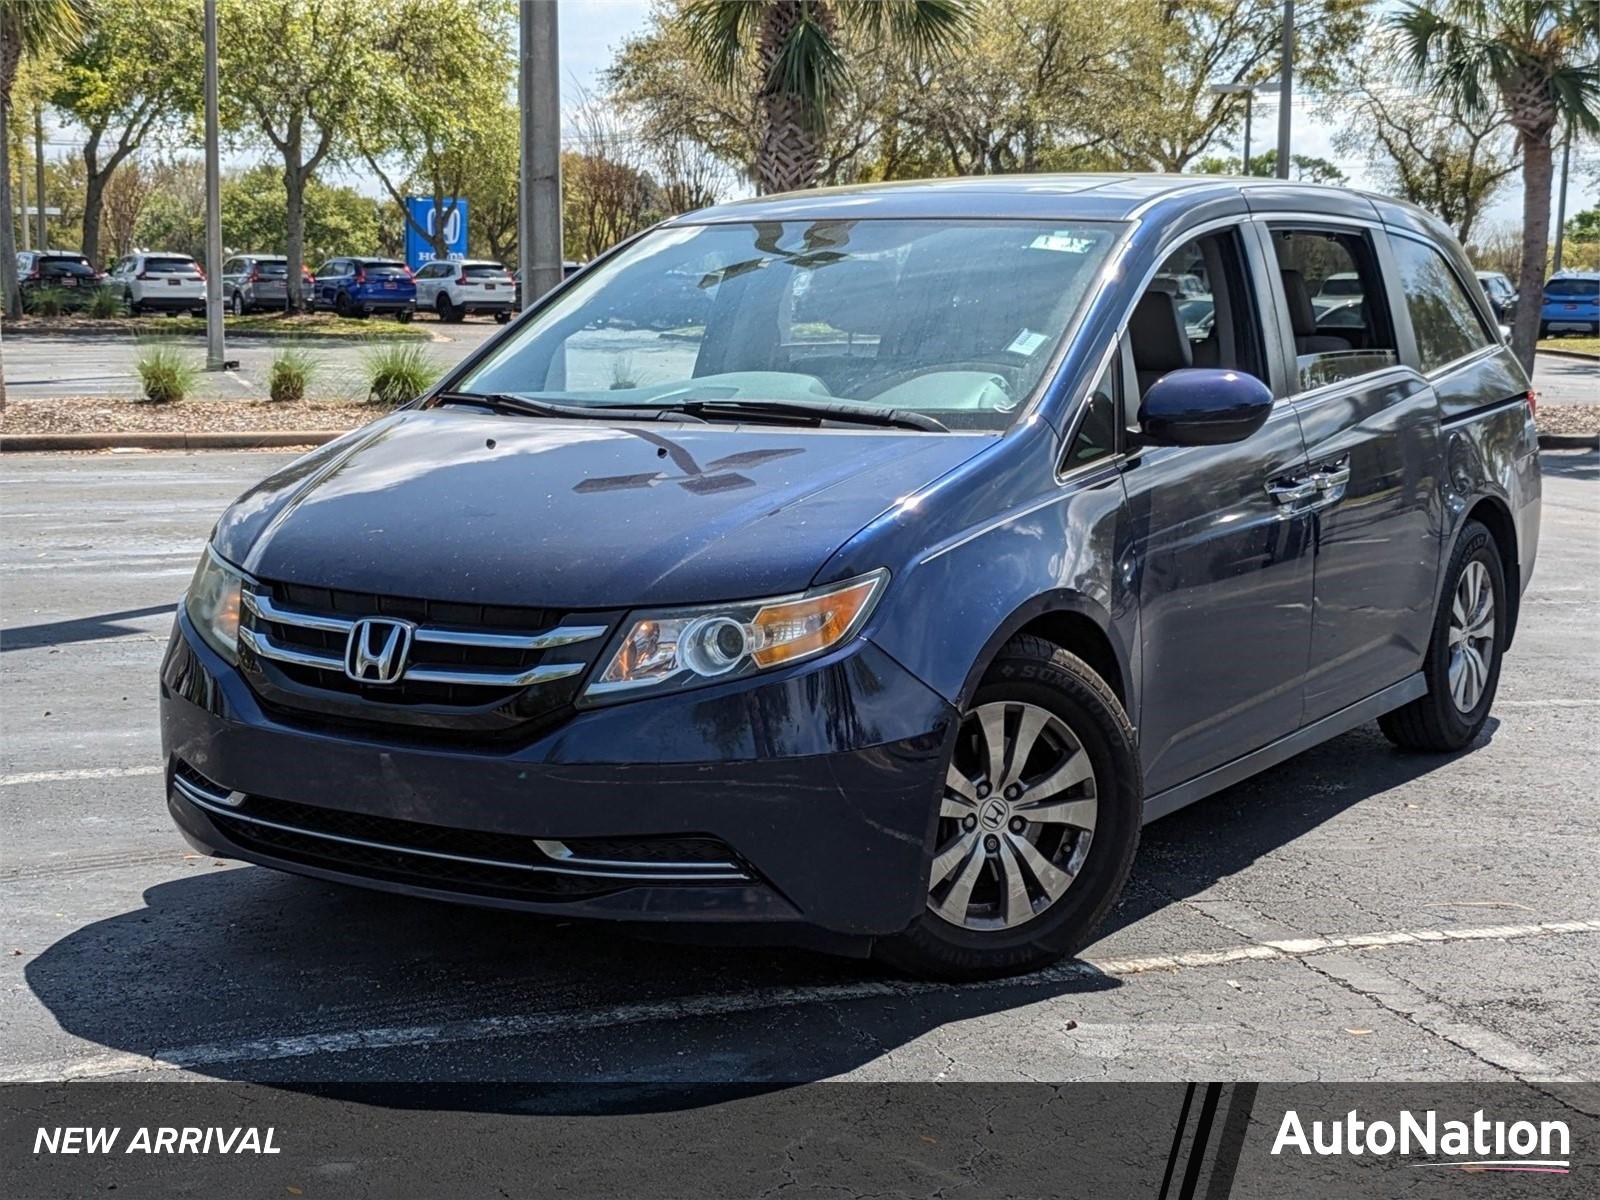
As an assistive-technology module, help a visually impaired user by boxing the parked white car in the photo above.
[106,252,207,316]
[413,259,515,323]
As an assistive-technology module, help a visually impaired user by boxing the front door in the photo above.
[1120,225,1316,795]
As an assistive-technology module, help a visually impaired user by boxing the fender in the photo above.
[949,589,1134,712]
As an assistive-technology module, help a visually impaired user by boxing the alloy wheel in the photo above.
[1447,559,1496,712]
[929,700,1098,931]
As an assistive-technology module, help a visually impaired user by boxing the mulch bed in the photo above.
[2,395,381,435]
[1537,404,1599,438]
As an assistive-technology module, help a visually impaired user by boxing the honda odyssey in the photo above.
[162,175,1541,977]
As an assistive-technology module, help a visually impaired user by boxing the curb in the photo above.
[1,325,437,344]
[1537,432,1599,451]
[1537,347,1600,363]
[2,431,343,452]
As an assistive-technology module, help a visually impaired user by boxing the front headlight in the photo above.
[184,546,244,663]
[582,569,888,703]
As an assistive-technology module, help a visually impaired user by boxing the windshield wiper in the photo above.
[432,390,706,423]
[432,390,945,432]
[670,398,948,433]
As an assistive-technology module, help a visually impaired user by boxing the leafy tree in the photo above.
[1193,149,1349,184]
[357,0,515,262]
[1395,0,1600,370]
[1,0,88,317]
[1330,28,1518,245]
[454,97,520,266]
[217,0,382,309]
[679,0,973,193]
[1105,0,1368,172]
[50,0,200,269]
[1567,206,1600,242]
[220,163,383,265]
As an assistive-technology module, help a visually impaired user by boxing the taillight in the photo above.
[456,272,468,285]
[195,266,206,281]
[404,265,416,281]
[1526,388,1537,417]
[248,267,261,282]
[355,268,367,283]
[26,265,40,280]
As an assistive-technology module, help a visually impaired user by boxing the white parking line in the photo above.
[6,918,1596,1082]
[0,765,161,787]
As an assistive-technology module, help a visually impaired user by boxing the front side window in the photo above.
[1269,228,1399,392]
[1390,235,1493,373]
[1064,358,1119,471]
[461,218,1122,432]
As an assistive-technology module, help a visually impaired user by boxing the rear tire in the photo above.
[494,310,511,325]
[231,291,245,316]
[335,291,355,318]
[396,308,413,323]
[876,637,1141,980]
[435,294,461,323]
[1379,520,1506,752]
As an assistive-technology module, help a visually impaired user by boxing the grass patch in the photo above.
[8,311,429,340]
[23,286,73,317]
[134,343,199,403]
[362,343,439,405]
[1539,336,1599,356]
[85,286,125,318]
[268,346,318,403]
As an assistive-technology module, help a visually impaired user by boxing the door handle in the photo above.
[1308,459,1351,505]
[1266,477,1318,505]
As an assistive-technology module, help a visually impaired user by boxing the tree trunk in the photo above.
[81,160,107,271]
[753,1,823,194]
[284,161,307,312]
[1511,134,1552,374]
[0,93,20,319]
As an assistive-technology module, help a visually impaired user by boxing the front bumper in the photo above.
[160,612,955,939]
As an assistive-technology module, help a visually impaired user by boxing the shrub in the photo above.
[23,286,71,317]
[268,346,316,403]
[134,343,198,403]
[363,343,437,405]
[85,286,125,319]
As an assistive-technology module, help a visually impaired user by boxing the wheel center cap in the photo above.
[979,797,1010,831]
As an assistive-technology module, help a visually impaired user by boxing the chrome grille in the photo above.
[236,580,618,738]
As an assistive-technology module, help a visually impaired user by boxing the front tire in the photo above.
[230,291,245,316]
[876,637,1141,980]
[1379,520,1506,752]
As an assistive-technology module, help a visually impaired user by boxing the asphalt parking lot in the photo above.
[0,320,502,401]
[0,448,1596,1084]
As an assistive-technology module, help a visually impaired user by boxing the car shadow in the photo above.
[1,604,174,652]
[21,721,1482,1104]
[1537,447,1597,480]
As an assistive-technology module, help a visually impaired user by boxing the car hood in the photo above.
[214,408,989,608]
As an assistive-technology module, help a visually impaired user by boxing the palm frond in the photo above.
[837,0,975,60]
[681,0,762,88]
[0,0,89,61]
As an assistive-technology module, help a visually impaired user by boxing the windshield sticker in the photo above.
[1006,329,1050,356]
[1029,231,1097,254]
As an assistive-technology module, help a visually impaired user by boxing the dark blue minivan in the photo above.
[163,176,1541,977]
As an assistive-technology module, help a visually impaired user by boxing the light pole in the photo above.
[1207,83,1254,174]
[519,0,563,308]
[1552,120,1572,272]
[202,0,225,371]
[1276,0,1294,179]
[34,108,46,248]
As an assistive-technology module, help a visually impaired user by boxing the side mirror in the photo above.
[1138,368,1274,447]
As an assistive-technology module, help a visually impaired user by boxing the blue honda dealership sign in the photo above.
[404,197,468,271]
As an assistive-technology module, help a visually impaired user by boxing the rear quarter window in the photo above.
[1389,235,1493,373]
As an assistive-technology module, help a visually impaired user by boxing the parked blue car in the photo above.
[163,176,1540,977]
[307,256,416,320]
[1539,271,1600,337]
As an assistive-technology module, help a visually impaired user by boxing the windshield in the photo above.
[460,218,1121,432]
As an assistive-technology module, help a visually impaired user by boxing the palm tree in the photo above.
[1394,1,1600,372]
[2,0,89,318]
[682,0,972,195]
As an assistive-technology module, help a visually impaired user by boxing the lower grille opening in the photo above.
[174,763,751,905]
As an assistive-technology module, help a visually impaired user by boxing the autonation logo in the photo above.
[1273,1108,1571,1174]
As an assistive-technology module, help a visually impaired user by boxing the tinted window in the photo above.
[256,261,288,277]
[1545,277,1599,300]
[1390,235,1492,372]
[1065,362,1119,470]
[1270,228,1398,391]
[463,264,508,279]
[38,256,95,277]
[145,257,199,274]
[360,260,408,278]
[1129,227,1266,398]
